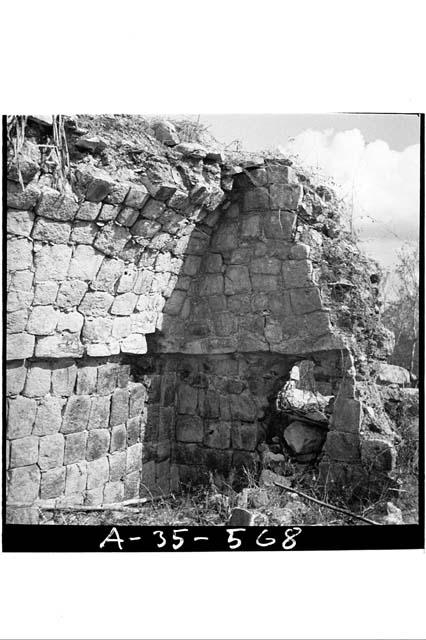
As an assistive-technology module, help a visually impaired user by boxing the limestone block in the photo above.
[81,316,113,343]
[224,265,251,294]
[130,218,161,240]
[361,439,396,473]
[126,443,143,474]
[7,396,37,439]
[10,436,39,468]
[103,481,124,504]
[85,487,104,506]
[76,366,97,395]
[269,183,303,210]
[36,187,78,221]
[56,310,84,334]
[162,289,185,316]
[98,203,119,222]
[91,258,124,293]
[240,214,261,238]
[109,388,129,427]
[284,421,327,455]
[40,467,66,499]
[23,363,51,397]
[61,396,91,434]
[139,199,166,220]
[34,243,72,281]
[85,176,115,202]
[94,222,129,257]
[264,320,283,344]
[97,363,118,394]
[231,423,258,451]
[7,309,29,334]
[120,334,147,354]
[7,180,40,210]
[33,281,59,306]
[109,451,127,482]
[69,221,97,245]
[76,201,101,221]
[204,421,231,449]
[26,305,58,335]
[376,363,410,386]
[290,287,322,315]
[250,274,279,292]
[289,243,310,260]
[51,360,77,395]
[64,431,88,465]
[111,316,130,339]
[229,393,257,422]
[68,245,103,280]
[250,256,281,275]
[7,291,34,315]
[264,211,296,240]
[124,471,141,500]
[126,416,142,446]
[9,269,34,292]
[198,274,224,297]
[282,260,313,288]
[152,120,180,146]
[133,270,154,295]
[35,333,84,358]
[7,465,40,503]
[32,218,71,243]
[6,361,27,396]
[65,462,88,494]
[33,396,64,435]
[324,431,360,462]
[175,415,202,443]
[7,238,33,271]
[110,292,138,316]
[56,280,88,308]
[88,396,111,431]
[78,291,113,317]
[86,340,119,357]
[266,164,296,184]
[242,187,270,212]
[87,429,110,461]
[7,209,35,236]
[110,424,127,453]
[129,383,148,418]
[38,433,65,470]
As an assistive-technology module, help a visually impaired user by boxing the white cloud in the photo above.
[280,129,420,267]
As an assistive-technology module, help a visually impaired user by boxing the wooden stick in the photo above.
[273,481,381,525]
[38,496,163,512]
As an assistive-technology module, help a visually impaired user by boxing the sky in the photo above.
[190,114,421,279]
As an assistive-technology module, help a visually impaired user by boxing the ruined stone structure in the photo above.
[5,116,398,523]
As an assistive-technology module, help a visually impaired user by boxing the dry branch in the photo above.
[274,481,381,525]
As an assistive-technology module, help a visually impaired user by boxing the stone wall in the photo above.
[5,116,397,520]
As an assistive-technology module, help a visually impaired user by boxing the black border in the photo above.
[2,113,424,553]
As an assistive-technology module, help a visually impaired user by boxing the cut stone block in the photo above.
[56,280,88,309]
[87,457,109,489]
[68,245,103,280]
[78,291,114,316]
[65,462,88,494]
[38,433,65,470]
[10,436,39,468]
[7,396,37,439]
[64,431,88,465]
[33,396,64,435]
[35,334,84,359]
[7,333,35,360]
[33,281,59,306]
[94,222,129,257]
[7,238,33,271]
[7,465,40,503]
[51,360,77,395]
[70,221,98,244]
[61,396,91,434]
[86,429,110,461]
[34,243,73,282]
[120,333,147,354]
[32,218,71,243]
[36,187,79,221]
[7,209,35,236]
[23,363,51,397]
[26,305,58,335]
[40,467,66,499]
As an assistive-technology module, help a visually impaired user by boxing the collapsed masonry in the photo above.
[5,115,402,523]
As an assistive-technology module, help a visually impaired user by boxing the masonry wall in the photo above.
[5,118,396,520]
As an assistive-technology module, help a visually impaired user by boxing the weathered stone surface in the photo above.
[110,292,138,315]
[126,443,143,474]
[87,456,109,490]
[264,211,296,240]
[152,120,180,146]
[124,185,150,209]
[110,388,129,427]
[269,183,303,210]
[131,217,161,239]
[361,438,396,473]
[76,201,101,221]
[224,265,251,294]
[40,467,66,499]
[266,164,296,184]
[290,287,322,314]
[26,305,58,335]
[109,451,127,482]
[282,260,313,288]
[94,223,129,257]
[51,361,77,395]
[8,238,33,271]
[120,333,147,354]
[243,188,270,212]
[7,180,40,210]
[56,280,88,308]
[68,244,103,280]
[33,396,64,435]
[33,281,59,306]
[231,423,258,450]
[125,470,141,499]
[36,187,78,221]
[82,316,113,343]
[98,204,119,221]
[176,415,203,443]
[110,424,127,452]
[32,218,71,243]
[57,310,84,333]
[61,396,91,434]
[23,363,51,397]
[325,431,360,462]
[250,257,281,275]
[85,175,115,203]
[65,462,87,494]
[204,421,231,449]
[10,436,39,468]
[7,309,29,334]
[284,420,327,455]
[70,221,97,244]
[6,361,27,396]
[229,393,257,422]
[228,507,254,526]
[7,465,40,503]
[103,481,125,504]
[7,209,35,236]
[250,274,278,292]
[289,243,310,260]
[129,383,147,417]
[78,291,113,317]
[34,243,72,281]
[376,363,410,386]
[87,429,110,461]
[38,434,65,470]
[64,431,88,465]
[7,332,35,360]
[75,366,97,395]
[7,396,37,439]
[126,416,141,445]
[177,383,198,414]
[35,333,84,358]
